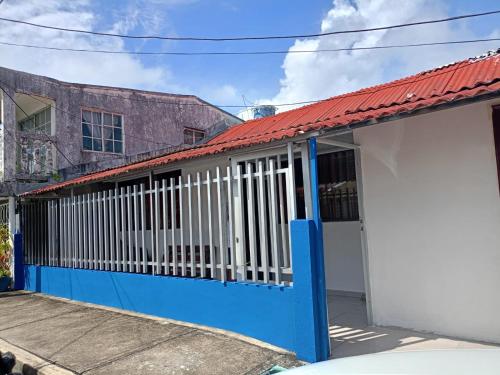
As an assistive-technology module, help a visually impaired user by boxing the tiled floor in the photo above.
[328,293,499,359]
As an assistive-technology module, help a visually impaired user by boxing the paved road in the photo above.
[0,292,301,374]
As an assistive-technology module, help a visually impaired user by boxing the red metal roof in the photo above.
[26,50,500,196]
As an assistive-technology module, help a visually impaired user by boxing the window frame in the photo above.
[295,149,359,222]
[493,105,500,193]
[183,127,205,145]
[81,107,125,154]
[17,105,52,134]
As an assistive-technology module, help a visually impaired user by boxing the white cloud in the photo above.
[205,84,239,104]
[266,0,500,110]
[0,0,173,91]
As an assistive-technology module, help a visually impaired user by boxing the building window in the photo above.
[82,109,123,153]
[493,106,500,191]
[183,128,205,145]
[18,106,51,134]
[295,150,359,222]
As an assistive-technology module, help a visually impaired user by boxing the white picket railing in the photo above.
[22,159,295,285]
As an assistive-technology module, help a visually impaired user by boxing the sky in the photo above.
[0,0,499,114]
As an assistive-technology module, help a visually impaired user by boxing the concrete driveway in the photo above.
[0,292,301,375]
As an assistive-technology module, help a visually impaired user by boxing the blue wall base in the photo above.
[24,265,295,352]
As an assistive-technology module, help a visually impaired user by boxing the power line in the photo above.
[0,93,52,174]
[2,50,495,116]
[2,126,52,175]
[0,85,178,172]
[23,51,497,110]
[1,37,499,56]
[27,93,176,146]
[0,80,179,147]
[0,86,77,167]
[0,10,499,42]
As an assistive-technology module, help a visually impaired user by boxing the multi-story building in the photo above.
[0,67,241,201]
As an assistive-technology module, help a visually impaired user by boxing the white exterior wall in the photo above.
[323,221,365,293]
[354,100,500,343]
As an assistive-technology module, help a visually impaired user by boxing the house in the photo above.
[14,49,500,363]
[0,66,241,226]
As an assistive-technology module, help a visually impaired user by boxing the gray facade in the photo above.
[0,67,241,195]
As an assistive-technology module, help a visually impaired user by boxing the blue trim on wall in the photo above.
[24,265,295,351]
[308,137,331,360]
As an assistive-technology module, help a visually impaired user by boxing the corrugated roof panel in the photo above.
[26,50,500,196]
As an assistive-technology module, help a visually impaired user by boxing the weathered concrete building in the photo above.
[0,66,241,199]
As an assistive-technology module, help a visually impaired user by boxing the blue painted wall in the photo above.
[24,265,295,351]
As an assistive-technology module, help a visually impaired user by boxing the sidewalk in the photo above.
[0,292,301,375]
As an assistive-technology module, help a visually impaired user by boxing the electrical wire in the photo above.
[1,126,52,175]
[14,51,497,110]
[24,92,180,147]
[0,86,76,167]
[0,80,177,147]
[0,10,499,42]
[0,96,52,174]
[0,85,178,172]
[1,37,499,56]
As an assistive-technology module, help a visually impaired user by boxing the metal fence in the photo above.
[22,159,295,285]
[0,202,8,226]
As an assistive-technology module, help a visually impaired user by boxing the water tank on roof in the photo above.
[237,105,276,121]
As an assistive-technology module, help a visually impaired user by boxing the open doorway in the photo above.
[311,134,370,353]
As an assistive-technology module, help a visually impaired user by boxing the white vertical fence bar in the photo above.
[78,196,83,268]
[246,163,258,282]
[257,161,269,284]
[170,178,177,276]
[179,176,186,277]
[197,172,205,278]
[140,184,147,273]
[133,185,140,273]
[72,196,77,268]
[87,194,93,269]
[216,167,226,282]
[268,159,281,284]
[60,199,64,266]
[120,187,127,272]
[207,170,215,279]
[235,164,247,280]
[187,174,194,277]
[72,197,76,268]
[127,186,133,273]
[162,179,169,275]
[47,201,52,266]
[114,188,121,272]
[277,155,290,269]
[154,180,160,275]
[103,191,109,270]
[65,198,69,267]
[149,183,155,275]
[98,191,104,270]
[226,166,236,280]
[92,193,98,269]
[109,191,115,271]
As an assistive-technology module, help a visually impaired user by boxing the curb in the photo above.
[21,291,293,355]
[0,339,74,375]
